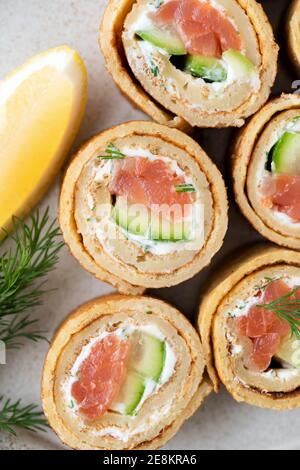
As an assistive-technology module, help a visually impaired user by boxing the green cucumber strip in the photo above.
[272,131,300,175]
[110,371,146,416]
[184,54,227,82]
[129,331,166,382]
[136,29,186,55]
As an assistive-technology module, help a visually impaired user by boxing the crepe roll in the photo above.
[59,121,228,294]
[198,245,300,410]
[287,0,300,73]
[233,94,300,250]
[100,0,278,128]
[42,295,211,450]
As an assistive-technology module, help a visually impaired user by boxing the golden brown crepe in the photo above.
[99,0,278,128]
[232,94,300,250]
[198,245,300,410]
[287,0,300,73]
[42,294,212,450]
[59,121,228,294]
[99,0,189,131]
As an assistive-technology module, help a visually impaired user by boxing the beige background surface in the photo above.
[1,0,300,450]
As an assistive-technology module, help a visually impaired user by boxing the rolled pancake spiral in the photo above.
[287,0,300,73]
[198,245,300,410]
[99,0,188,130]
[42,295,212,450]
[59,121,228,294]
[99,0,278,128]
[232,94,300,250]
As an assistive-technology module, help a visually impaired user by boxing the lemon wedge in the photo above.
[0,45,87,234]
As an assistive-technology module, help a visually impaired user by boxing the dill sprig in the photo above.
[150,62,160,77]
[0,398,48,435]
[0,208,63,324]
[97,142,125,160]
[258,286,300,339]
[175,184,196,193]
[0,314,47,350]
[150,0,164,8]
[0,208,63,436]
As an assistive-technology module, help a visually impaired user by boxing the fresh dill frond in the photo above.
[175,184,196,193]
[97,142,125,160]
[0,208,63,436]
[261,276,281,290]
[0,208,63,320]
[0,398,49,436]
[150,0,164,8]
[0,314,47,350]
[150,63,160,77]
[258,286,300,339]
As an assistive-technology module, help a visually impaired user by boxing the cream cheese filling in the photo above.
[85,150,204,257]
[226,276,300,380]
[256,117,300,227]
[91,401,173,442]
[124,0,260,107]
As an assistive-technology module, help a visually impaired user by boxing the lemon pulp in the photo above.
[0,47,87,231]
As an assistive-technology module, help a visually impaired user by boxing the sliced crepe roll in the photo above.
[100,0,278,128]
[233,94,300,250]
[198,246,300,410]
[42,295,211,450]
[287,0,300,73]
[59,121,228,294]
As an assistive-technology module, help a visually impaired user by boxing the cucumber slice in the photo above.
[184,55,227,82]
[113,197,191,241]
[275,334,300,368]
[136,29,186,55]
[129,331,166,382]
[272,131,300,175]
[222,49,255,79]
[150,215,191,241]
[110,371,146,416]
[112,196,149,236]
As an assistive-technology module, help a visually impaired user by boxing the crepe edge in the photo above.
[99,0,190,131]
[232,93,300,250]
[59,120,228,291]
[99,0,278,128]
[197,244,300,409]
[42,294,211,450]
[287,0,300,74]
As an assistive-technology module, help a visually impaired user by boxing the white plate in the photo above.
[0,0,299,451]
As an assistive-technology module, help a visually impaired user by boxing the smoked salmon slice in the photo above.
[251,333,281,372]
[109,157,194,220]
[154,0,178,23]
[236,280,292,372]
[153,0,241,57]
[192,32,222,58]
[71,335,130,420]
[262,174,300,222]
